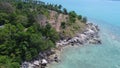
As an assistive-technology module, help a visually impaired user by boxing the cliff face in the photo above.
[48,10,69,32]
[35,10,86,37]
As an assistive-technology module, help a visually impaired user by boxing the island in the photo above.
[0,0,101,68]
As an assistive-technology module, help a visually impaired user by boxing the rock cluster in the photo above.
[21,50,55,68]
[56,23,101,47]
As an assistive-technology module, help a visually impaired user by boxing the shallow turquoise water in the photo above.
[41,0,120,68]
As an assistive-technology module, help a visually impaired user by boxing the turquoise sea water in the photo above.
[41,0,120,68]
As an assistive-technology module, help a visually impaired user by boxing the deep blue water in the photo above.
[41,0,120,68]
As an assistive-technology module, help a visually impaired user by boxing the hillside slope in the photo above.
[0,0,87,67]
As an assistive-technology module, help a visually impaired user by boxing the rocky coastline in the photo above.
[21,22,101,68]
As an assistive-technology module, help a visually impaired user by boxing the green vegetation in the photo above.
[61,11,87,37]
[0,0,60,67]
[61,22,66,29]
[78,15,82,20]
[63,8,68,14]
[69,11,77,24]
[0,0,87,67]
[0,56,20,68]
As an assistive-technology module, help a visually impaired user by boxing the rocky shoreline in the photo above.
[56,23,101,46]
[21,23,101,68]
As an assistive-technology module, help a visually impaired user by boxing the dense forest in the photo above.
[0,0,87,67]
